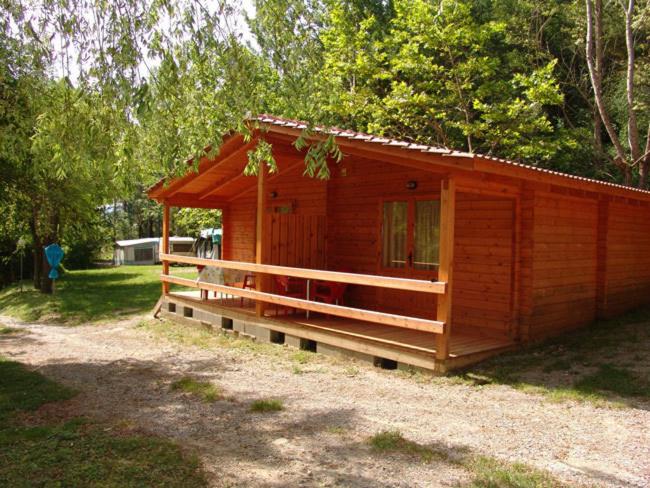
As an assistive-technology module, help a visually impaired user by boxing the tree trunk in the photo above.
[585,0,632,183]
[623,0,641,163]
[592,0,604,167]
[40,247,53,294]
[30,208,41,290]
[639,124,650,189]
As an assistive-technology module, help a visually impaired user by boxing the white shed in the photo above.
[114,236,196,265]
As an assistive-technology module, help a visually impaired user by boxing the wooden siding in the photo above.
[217,139,650,348]
[325,156,442,319]
[226,163,327,266]
[528,192,598,339]
[604,200,650,316]
[453,192,515,339]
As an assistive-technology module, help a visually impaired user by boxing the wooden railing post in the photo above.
[436,176,456,361]
[162,203,170,295]
[255,164,268,317]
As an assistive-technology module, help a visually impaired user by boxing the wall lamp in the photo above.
[406,180,418,190]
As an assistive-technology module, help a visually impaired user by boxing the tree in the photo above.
[585,0,650,187]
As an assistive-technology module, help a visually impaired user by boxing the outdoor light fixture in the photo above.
[406,180,418,190]
[269,191,278,198]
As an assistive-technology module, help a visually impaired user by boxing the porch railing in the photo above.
[160,253,446,334]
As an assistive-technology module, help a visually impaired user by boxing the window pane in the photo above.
[413,200,440,270]
[134,247,154,262]
[382,201,408,268]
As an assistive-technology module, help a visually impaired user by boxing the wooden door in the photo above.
[266,213,326,269]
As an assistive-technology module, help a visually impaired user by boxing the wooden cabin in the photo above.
[148,115,650,372]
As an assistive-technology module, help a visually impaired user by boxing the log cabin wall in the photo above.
[220,140,650,345]
[453,192,515,339]
[604,199,650,317]
[526,192,599,340]
[325,155,443,319]
[224,163,327,267]
[326,156,517,339]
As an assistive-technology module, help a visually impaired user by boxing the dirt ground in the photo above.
[1,315,648,488]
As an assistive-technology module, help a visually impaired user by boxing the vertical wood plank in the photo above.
[287,214,296,266]
[596,195,609,319]
[510,195,521,338]
[162,204,170,295]
[255,167,267,316]
[435,177,456,360]
[518,185,535,342]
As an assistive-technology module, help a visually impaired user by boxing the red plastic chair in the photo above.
[274,275,307,315]
[240,274,256,307]
[311,280,347,306]
[310,268,351,318]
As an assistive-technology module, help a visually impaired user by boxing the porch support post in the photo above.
[435,176,456,361]
[162,203,170,295]
[255,165,268,317]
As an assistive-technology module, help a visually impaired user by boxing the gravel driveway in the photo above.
[1,315,648,487]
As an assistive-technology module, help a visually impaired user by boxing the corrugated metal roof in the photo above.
[253,114,650,197]
[115,238,159,247]
[116,237,195,247]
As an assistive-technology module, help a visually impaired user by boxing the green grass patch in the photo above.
[0,326,22,335]
[368,430,564,486]
[0,357,207,487]
[250,398,284,412]
[291,350,314,364]
[454,305,650,407]
[575,364,650,398]
[0,357,75,423]
[0,265,197,324]
[465,455,561,488]
[0,421,207,487]
[368,430,444,463]
[170,377,222,402]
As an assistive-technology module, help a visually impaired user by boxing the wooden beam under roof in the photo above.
[165,138,258,198]
[226,157,307,201]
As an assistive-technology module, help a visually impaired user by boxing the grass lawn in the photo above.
[456,306,650,408]
[0,356,206,487]
[0,265,196,324]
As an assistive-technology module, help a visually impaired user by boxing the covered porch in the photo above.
[149,122,521,372]
[162,288,515,372]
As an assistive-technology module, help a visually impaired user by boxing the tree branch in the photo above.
[585,0,629,175]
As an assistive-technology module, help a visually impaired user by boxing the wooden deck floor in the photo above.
[167,291,516,370]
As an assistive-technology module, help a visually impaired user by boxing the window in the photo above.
[134,247,154,262]
[382,202,408,268]
[381,199,440,272]
[172,243,193,253]
[413,200,440,270]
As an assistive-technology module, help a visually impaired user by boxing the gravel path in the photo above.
[1,315,648,487]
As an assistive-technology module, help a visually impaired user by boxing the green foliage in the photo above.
[1,0,649,292]
[316,0,580,165]
[172,208,221,237]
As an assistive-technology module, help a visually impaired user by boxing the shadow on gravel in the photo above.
[452,306,650,411]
